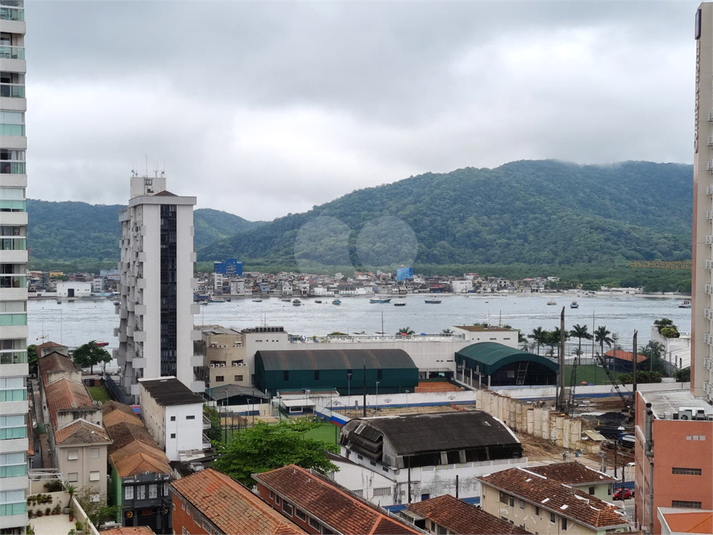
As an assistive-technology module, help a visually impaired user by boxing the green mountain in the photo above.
[197,160,693,268]
[27,200,260,263]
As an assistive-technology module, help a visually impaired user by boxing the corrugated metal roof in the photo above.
[455,342,558,376]
[257,349,417,372]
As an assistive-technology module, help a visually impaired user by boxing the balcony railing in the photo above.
[0,350,26,364]
[0,6,24,22]
[0,313,26,326]
[0,83,23,98]
[0,123,25,136]
[0,237,26,250]
[0,46,24,60]
[0,161,24,174]
[0,274,26,288]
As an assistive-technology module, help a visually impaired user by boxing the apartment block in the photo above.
[0,1,28,530]
[115,173,201,399]
[634,390,713,534]
[478,467,630,535]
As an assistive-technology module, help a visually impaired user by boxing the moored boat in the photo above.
[370,298,391,304]
[570,301,579,309]
[425,298,442,304]
[332,299,341,305]
[679,299,691,309]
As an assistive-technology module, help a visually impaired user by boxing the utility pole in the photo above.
[558,307,566,411]
[632,330,638,398]
[362,361,367,417]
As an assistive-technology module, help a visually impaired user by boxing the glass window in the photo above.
[0,415,25,440]
[67,472,78,483]
[282,502,293,516]
[89,471,100,481]
[0,452,25,478]
[89,448,100,459]
[186,415,195,420]
[136,485,146,500]
[550,512,556,523]
[67,449,79,461]
[0,489,26,517]
[124,486,134,500]
[149,484,157,499]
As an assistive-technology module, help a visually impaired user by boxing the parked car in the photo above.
[613,488,633,500]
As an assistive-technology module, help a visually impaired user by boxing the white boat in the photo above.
[547,300,557,305]
[570,301,579,309]
[292,299,302,306]
[425,298,442,304]
[679,299,691,309]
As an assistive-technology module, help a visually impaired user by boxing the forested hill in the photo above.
[27,200,260,262]
[197,160,693,267]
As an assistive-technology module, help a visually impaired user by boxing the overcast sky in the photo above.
[25,0,699,221]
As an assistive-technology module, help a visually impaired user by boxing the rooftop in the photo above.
[100,527,155,535]
[526,462,616,485]
[478,467,629,530]
[640,390,713,419]
[407,494,530,535]
[604,349,648,363]
[44,377,95,428]
[659,508,713,534]
[257,348,417,372]
[254,465,420,535]
[139,377,204,406]
[38,351,79,384]
[171,468,306,535]
[53,419,111,446]
[341,411,520,457]
[454,325,516,332]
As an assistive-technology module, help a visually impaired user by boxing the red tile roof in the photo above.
[408,495,530,535]
[54,419,111,445]
[604,350,648,363]
[100,527,154,535]
[171,469,306,535]
[479,468,629,530]
[254,465,421,535]
[44,377,95,429]
[38,351,79,385]
[526,462,616,485]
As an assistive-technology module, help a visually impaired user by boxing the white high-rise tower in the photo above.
[115,172,202,399]
[0,1,28,532]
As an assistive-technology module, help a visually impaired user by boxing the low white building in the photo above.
[139,377,207,462]
[336,411,528,505]
[452,325,519,348]
[450,279,474,294]
[56,281,92,298]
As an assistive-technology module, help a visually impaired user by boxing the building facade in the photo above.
[634,390,713,534]
[138,377,207,462]
[115,173,202,398]
[693,2,713,399]
[0,1,28,530]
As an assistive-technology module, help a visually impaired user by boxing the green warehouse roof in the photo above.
[256,349,417,371]
[455,342,558,376]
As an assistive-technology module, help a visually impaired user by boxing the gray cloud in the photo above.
[25,0,699,220]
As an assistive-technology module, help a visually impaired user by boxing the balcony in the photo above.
[0,5,24,22]
[0,83,23,99]
[0,46,24,60]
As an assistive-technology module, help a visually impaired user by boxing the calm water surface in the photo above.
[28,293,691,352]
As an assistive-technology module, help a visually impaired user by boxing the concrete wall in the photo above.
[475,389,583,450]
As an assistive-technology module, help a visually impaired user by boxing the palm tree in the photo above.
[594,325,614,359]
[569,324,593,364]
[518,331,528,351]
[441,328,453,337]
[654,318,674,334]
[397,327,414,336]
[528,327,547,355]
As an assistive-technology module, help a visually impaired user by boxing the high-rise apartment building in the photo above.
[0,1,28,533]
[115,173,202,399]
[692,3,713,401]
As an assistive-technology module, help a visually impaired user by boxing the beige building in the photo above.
[525,462,616,504]
[38,351,111,497]
[478,467,630,535]
[195,325,289,389]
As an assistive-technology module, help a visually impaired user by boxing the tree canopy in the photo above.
[72,340,111,374]
[212,420,339,486]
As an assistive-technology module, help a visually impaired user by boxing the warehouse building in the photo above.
[254,348,419,396]
[455,342,558,387]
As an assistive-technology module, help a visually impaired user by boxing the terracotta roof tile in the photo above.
[44,377,95,429]
[604,350,648,363]
[478,468,629,530]
[104,421,158,454]
[663,511,713,534]
[38,351,79,384]
[408,495,531,535]
[112,451,171,478]
[526,462,616,485]
[54,420,111,445]
[171,469,306,535]
[100,527,154,535]
[254,465,420,535]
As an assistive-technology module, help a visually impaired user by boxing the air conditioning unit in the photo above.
[677,407,707,420]
[210,364,215,368]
